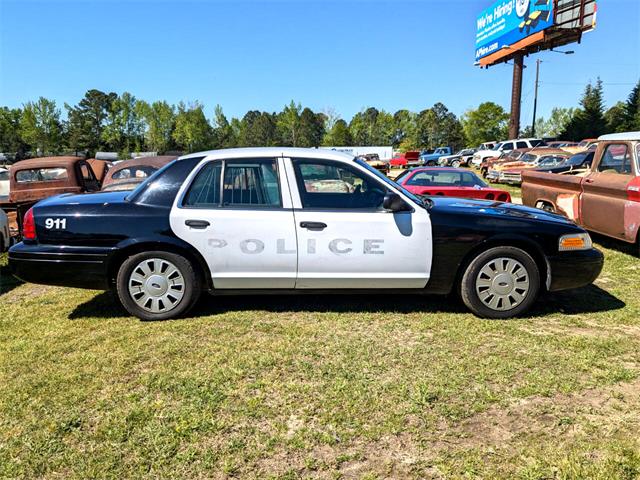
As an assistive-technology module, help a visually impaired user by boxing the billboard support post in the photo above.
[509,54,524,140]
[531,59,541,137]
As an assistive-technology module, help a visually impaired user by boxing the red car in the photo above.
[389,151,420,168]
[395,167,511,202]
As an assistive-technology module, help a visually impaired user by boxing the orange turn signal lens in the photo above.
[558,233,592,251]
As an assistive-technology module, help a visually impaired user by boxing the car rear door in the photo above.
[170,156,298,289]
[284,157,432,289]
[580,142,636,241]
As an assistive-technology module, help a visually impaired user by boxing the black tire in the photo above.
[460,246,540,319]
[116,250,201,321]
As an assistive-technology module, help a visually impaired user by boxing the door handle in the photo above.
[300,221,327,230]
[185,219,210,229]
[584,178,595,184]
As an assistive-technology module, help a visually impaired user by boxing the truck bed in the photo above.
[521,170,586,222]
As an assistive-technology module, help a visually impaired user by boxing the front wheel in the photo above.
[451,160,461,168]
[116,251,201,321]
[460,246,540,319]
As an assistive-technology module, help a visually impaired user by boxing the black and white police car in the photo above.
[9,148,604,320]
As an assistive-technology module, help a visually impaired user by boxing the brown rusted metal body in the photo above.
[86,158,112,183]
[8,156,99,203]
[522,139,640,244]
[101,156,176,192]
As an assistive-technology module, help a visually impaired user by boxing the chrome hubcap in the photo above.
[128,258,185,313]
[475,257,530,311]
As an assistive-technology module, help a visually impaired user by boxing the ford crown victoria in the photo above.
[9,148,603,320]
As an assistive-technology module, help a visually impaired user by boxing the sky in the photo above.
[0,0,639,126]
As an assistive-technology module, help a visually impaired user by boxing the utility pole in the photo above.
[508,53,524,140]
[531,59,541,137]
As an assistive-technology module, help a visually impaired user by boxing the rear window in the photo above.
[15,167,68,183]
[406,170,486,188]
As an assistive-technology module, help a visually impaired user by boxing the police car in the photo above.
[9,148,604,321]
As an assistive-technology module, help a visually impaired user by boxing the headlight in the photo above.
[558,233,592,251]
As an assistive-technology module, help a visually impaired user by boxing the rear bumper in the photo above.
[547,248,604,292]
[8,242,112,290]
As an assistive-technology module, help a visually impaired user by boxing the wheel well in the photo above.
[454,238,549,294]
[107,242,213,291]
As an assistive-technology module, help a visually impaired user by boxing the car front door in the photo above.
[581,143,636,241]
[285,157,432,289]
[170,157,298,289]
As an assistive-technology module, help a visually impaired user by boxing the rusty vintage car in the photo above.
[490,148,571,185]
[522,132,640,251]
[100,156,177,192]
[0,156,100,235]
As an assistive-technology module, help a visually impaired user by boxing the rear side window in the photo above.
[516,141,528,149]
[530,139,545,147]
[16,167,68,182]
[502,142,514,150]
[183,159,281,208]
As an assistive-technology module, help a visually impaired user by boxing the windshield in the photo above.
[355,158,426,208]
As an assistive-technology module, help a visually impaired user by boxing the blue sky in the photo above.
[1,0,638,125]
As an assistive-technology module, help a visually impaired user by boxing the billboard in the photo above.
[475,0,554,60]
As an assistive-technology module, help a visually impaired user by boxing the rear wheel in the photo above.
[116,251,201,321]
[460,246,540,319]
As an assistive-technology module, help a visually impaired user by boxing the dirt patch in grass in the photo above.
[452,377,640,451]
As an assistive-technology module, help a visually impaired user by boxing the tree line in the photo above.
[0,79,638,160]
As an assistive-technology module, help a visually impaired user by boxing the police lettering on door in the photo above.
[207,238,385,255]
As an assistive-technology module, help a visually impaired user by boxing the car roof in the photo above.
[180,147,355,162]
[598,132,640,141]
[10,156,84,170]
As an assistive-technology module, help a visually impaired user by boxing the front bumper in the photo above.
[547,248,604,292]
[498,173,522,184]
[8,242,112,290]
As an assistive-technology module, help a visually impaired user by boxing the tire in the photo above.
[460,246,540,319]
[451,160,461,168]
[427,161,436,166]
[116,250,201,321]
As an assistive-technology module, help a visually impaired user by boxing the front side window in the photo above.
[502,142,514,151]
[293,159,387,209]
[15,167,68,183]
[516,141,528,149]
[598,144,632,174]
[183,159,280,208]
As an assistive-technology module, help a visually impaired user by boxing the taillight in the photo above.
[23,207,36,240]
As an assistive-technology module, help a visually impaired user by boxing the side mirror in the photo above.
[383,192,411,212]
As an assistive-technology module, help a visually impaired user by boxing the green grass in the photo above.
[1,242,640,479]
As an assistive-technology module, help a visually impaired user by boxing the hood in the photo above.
[429,196,574,225]
[36,190,129,208]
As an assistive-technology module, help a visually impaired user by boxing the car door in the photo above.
[581,143,636,241]
[170,156,298,289]
[284,157,432,289]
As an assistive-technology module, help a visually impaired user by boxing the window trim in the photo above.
[179,157,285,210]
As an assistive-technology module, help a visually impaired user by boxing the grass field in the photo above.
[2,216,640,477]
